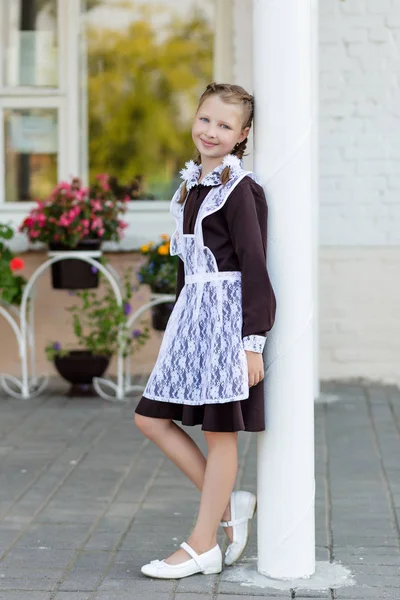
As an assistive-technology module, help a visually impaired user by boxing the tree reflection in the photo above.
[86,4,213,199]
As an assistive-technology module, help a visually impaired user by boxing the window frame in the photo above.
[0,0,74,208]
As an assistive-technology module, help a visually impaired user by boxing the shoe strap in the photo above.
[220,515,249,527]
[180,542,205,572]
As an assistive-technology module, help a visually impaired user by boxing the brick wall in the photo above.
[319,0,400,384]
[320,0,400,245]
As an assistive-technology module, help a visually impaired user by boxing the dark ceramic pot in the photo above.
[54,350,110,386]
[49,239,101,290]
[150,291,175,331]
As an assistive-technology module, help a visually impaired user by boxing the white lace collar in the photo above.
[179,154,243,191]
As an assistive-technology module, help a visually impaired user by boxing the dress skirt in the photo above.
[135,381,265,432]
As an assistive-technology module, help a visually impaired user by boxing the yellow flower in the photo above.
[161,234,169,241]
[158,244,169,255]
[140,244,150,253]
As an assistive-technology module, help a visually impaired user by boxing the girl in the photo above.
[134,82,276,579]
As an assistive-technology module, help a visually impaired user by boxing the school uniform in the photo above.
[135,155,276,432]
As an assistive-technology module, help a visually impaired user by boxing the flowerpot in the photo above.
[151,299,175,331]
[48,239,102,290]
[54,350,110,388]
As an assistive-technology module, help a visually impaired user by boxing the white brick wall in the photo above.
[320,0,400,245]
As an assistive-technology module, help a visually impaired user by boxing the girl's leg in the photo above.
[165,431,238,564]
[134,413,206,490]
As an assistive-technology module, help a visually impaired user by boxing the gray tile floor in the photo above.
[0,378,399,599]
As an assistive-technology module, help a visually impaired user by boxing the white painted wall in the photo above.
[320,0,400,246]
[319,0,400,384]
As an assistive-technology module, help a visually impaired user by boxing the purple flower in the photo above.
[91,266,98,274]
[123,303,132,315]
[53,342,61,351]
[132,329,142,338]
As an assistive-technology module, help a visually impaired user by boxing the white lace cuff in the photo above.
[243,335,266,353]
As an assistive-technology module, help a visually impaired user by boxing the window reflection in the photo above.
[83,0,214,200]
[4,0,59,87]
[4,108,58,202]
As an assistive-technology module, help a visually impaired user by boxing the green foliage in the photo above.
[45,262,150,360]
[87,4,213,195]
[0,224,27,306]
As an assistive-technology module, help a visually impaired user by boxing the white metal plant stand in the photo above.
[109,292,175,398]
[0,252,175,402]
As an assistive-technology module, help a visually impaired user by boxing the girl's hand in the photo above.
[245,350,264,387]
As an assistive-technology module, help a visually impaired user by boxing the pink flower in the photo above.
[90,199,102,212]
[119,220,129,229]
[98,228,105,237]
[96,173,109,182]
[91,217,103,231]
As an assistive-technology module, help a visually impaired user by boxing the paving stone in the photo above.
[93,592,171,600]
[0,382,400,597]
[0,593,51,599]
[54,594,91,600]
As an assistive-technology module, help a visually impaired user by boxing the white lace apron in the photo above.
[143,170,256,406]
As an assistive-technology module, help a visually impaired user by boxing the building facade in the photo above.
[1,0,399,384]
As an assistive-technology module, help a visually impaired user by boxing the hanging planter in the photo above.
[48,239,102,290]
[137,235,178,331]
[18,174,129,290]
[150,296,175,331]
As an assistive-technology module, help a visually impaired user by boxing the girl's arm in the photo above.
[224,178,276,354]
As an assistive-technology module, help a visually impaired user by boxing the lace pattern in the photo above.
[243,335,266,354]
[144,165,261,406]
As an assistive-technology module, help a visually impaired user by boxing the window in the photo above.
[82,0,214,201]
[0,0,74,206]
[4,107,58,202]
[3,0,59,88]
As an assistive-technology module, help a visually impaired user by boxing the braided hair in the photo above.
[179,82,254,203]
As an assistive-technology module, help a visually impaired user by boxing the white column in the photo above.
[253,0,315,580]
[213,0,233,82]
[312,0,320,399]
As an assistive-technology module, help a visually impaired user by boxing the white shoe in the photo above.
[220,491,257,566]
[141,542,222,579]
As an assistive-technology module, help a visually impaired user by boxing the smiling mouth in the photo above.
[201,139,218,147]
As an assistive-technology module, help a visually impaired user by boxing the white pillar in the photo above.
[312,0,320,399]
[213,0,234,82]
[253,0,315,580]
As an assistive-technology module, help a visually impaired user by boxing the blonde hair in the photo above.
[178,82,254,204]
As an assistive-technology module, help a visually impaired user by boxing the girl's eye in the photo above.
[220,124,230,130]
[200,117,209,123]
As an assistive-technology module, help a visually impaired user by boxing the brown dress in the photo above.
[135,176,276,432]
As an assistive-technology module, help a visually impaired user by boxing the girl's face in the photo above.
[192,95,250,161]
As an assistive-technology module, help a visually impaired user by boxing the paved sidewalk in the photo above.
[0,379,400,599]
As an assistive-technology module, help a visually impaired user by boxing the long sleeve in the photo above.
[223,179,276,353]
[175,257,185,301]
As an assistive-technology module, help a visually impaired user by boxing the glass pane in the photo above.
[4,0,59,87]
[4,108,58,202]
[82,0,214,200]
